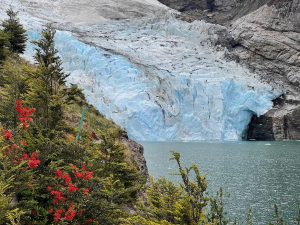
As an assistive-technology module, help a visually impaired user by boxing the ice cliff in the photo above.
[0,0,279,141]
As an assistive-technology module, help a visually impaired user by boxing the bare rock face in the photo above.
[247,104,300,140]
[157,0,206,11]
[230,0,300,90]
[158,0,272,24]
[230,0,300,140]
[158,0,300,140]
[120,133,149,178]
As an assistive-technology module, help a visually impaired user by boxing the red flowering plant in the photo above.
[0,100,39,170]
[47,163,96,224]
[0,100,41,218]
[15,99,36,129]
[0,99,100,223]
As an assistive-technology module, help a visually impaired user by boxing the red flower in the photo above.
[15,100,22,111]
[74,172,84,179]
[49,208,54,214]
[28,159,40,169]
[83,171,93,181]
[21,153,29,161]
[73,165,93,180]
[82,163,86,171]
[62,174,71,185]
[30,152,38,160]
[27,152,40,169]
[20,152,40,169]
[50,190,66,205]
[68,184,79,193]
[55,169,63,179]
[83,188,90,196]
[64,204,76,222]
[2,129,13,140]
[15,100,35,129]
[50,190,62,197]
[22,123,29,129]
[54,209,63,222]
[56,170,72,185]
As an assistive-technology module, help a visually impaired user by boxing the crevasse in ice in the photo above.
[23,30,278,141]
[0,0,279,141]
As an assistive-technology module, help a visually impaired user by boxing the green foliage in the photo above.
[209,188,229,225]
[127,152,228,225]
[121,215,173,225]
[0,57,31,128]
[1,8,27,54]
[144,177,184,222]
[28,24,69,131]
[0,17,146,224]
[171,152,209,224]
[70,130,145,224]
[0,30,9,62]
[96,133,145,202]
[64,84,86,106]
[132,177,192,224]
[0,7,298,225]
[5,208,25,225]
[0,176,12,222]
[32,24,69,88]
[0,97,145,224]
[0,176,25,225]
[0,132,32,225]
[269,204,287,225]
[245,208,253,225]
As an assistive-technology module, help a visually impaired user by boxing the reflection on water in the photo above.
[141,141,300,224]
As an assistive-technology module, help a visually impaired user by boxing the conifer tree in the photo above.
[32,25,69,93]
[209,188,229,225]
[27,24,69,130]
[0,30,9,63]
[1,8,27,54]
[0,58,30,128]
[97,132,145,203]
[171,152,209,224]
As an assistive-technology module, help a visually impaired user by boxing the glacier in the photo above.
[0,0,280,141]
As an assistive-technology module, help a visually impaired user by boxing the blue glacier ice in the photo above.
[23,29,278,141]
[0,0,280,141]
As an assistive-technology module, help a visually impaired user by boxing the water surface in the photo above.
[141,141,300,224]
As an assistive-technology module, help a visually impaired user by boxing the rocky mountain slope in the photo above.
[1,0,296,141]
[231,1,300,140]
[159,0,300,140]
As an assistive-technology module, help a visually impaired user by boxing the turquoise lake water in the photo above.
[141,141,300,224]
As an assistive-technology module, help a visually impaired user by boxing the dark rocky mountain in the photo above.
[159,0,300,140]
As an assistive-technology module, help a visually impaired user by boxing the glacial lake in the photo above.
[141,141,300,224]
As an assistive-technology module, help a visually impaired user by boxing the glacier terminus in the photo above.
[0,0,280,141]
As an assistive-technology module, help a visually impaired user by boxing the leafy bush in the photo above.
[124,152,228,225]
[0,7,299,225]
[0,11,145,223]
